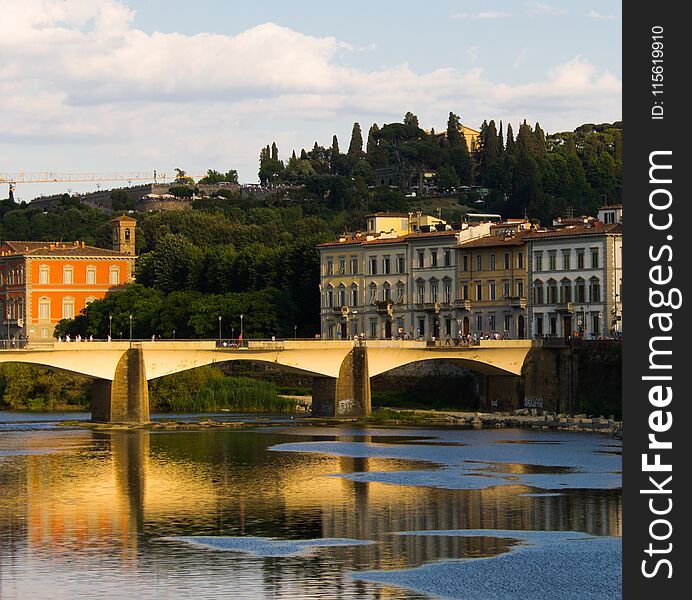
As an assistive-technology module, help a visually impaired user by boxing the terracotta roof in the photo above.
[458,233,529,249]
[2,240,132,258]
[366,212,411,217]
[524,222,621,240]
[110,215,137,222]
[319,228,460,248]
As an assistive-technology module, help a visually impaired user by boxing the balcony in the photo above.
[375,301,394,315]
[556,302,574,313]
[413,302,442,312]
[509,296,527,309]
[453,299,472,310]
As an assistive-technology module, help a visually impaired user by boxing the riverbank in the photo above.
[59,407,621,436]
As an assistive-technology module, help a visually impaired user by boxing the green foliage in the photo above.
[0,363,90,410]
[111,190,134,211]
[150,369,296,412]
[198,169,238,185]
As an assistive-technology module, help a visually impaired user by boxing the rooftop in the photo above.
[1,240,133,258]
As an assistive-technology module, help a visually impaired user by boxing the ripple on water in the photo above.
[353,530,622,600]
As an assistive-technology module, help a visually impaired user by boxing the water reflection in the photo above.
[0,426,621,599]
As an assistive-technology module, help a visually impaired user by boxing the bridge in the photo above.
[0,339,549,423]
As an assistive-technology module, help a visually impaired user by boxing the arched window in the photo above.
[546,278,558,304]
[62,297,75,319]
[38,297,51,321]
[369,283,378,304]
[86,265,97,285]
[350,284,359,307]
[575,277,586,303]
[109,266,120,285]
[589,277,601,303]
[533,279,544,305]
[125,228,131,242]
[338,284,346,307]
[39,265,50,285]
[85,296,97,306]
[325,284,334,307]
[63,265,74,285]
[560,278,572,303]
[382,282,391,302]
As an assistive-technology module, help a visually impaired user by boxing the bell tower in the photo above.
[110,215,137,255]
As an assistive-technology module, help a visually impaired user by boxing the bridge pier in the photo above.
[312,346,371,417]
[92,347,150,423]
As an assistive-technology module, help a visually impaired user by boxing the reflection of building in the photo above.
[0,216,137,341]
[457,220,533,338]
[318,213,492,339]
[526,210,622,339]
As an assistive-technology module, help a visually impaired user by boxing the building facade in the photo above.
[457,220,532,339]
[318,213,492,339]
[0,216,137,342]
[526,220,622,339]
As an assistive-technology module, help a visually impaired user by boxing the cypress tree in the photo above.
[497,121,504,156]
[533,122,547,157]
[404,111,420,128]
[331,135,340,156]
[271,142,279,161]
[505,123,515,155]
[366,124,379,154]
[348,122,364,157]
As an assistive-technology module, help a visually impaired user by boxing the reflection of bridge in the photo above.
[0,340,542,422]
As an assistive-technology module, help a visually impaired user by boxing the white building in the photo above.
[526,220,622,339]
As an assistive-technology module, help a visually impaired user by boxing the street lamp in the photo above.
[218,315,222,342]
[294,324,297,339]
[240,314,244,342]
[108,314,112,340]
[129,315,133,342]
[172,329,176,340]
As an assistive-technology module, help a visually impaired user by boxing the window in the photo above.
[502,280,510,298]
[443,283,451,303]
[431,251,438,268]
[326,287,334,307]
[417,252,425,269]
[476,315,483,331]
[369,285,377,304]
[395,285,404,302]
[516,280,524,298]
[562,251,571,270]
[547,280,558,304]
[109,266,120,285]
[430,283,438,303]
[369,257,377,275]
[534,252,543,272]
[444,249,451,267]
[327,259,333,275]
[382,256,391,274]
[591,248,599,268]
[489,315,496,331]
[351,285,359,307]
[63,265,74,285]
[476,254,482,271]
[382,286,391,302]
[86,266,96,285]
[504,315,512,332]
[548,252,556,271]
[39,265,50,285]
[517,252,524,269]
[418,318,425,337]
[125,228,131,242]
[560,280,572,303]
[590,278,601,302]
[533,281,544,304]
[445,318,452,336]
[38,298,50,320]
[350,258,358,275]
[575,278,586,303]
[489,281,496,301]
[462,255,469,271]
[397,255,405,274]
[418,284,425,304]
[489,254,496,270]
[85,296,97,306]
[370,320,377,338]
[476,283,483,301]
[591,313,600,336]
[550,316,557,335]
[577,252,585,269]
[461,283,469,300]
[503,253,510,269]
[338,285,346,307]
[536,315,544,336]
[338,258,345,275]
[62,297,75,319]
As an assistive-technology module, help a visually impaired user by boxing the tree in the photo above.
[403,111,420,128]
[433,166,459,192]
[198,169,238,185]
[111,190,134,211]
[174,168,195,185]
[366,123,379,154]
[347,122,364,157]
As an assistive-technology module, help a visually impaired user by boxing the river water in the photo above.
[0,412,621,599]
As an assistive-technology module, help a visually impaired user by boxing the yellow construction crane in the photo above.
[0,171,171,186]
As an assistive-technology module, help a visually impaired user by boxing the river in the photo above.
[0,412,621,599]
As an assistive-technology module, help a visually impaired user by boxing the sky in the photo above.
[0,0,621,202]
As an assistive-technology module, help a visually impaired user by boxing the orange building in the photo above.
[0,216,137,343]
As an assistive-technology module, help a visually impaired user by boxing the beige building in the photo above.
[319,213,492,339]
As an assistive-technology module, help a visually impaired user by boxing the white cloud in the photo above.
[0,0,621,189]
[526,2,568,15]
[589,10,617,20]
[452,11,511,20]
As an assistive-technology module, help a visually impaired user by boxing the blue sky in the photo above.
[0,0,621,201]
